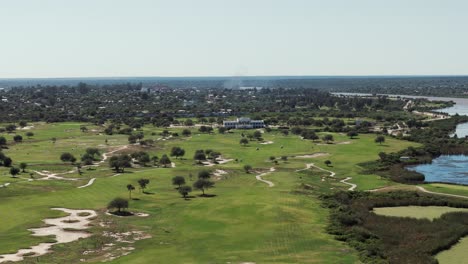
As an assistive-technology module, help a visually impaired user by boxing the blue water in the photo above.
[407,155,468,185]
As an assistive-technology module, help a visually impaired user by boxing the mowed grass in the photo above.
[372,206,468,220]
[436,236,468,264]
[0,123,420,263]
[424,183,468,197]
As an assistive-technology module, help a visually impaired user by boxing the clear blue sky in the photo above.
[1,0,467,78]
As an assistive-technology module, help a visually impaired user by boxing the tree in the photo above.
[60,152,76,163]
[80,126,88,132]
[218,127,227,134]
[198,170,211,179]
[375,135,386,145]
[107,197,129,213]
[5,124,16,133]
[193,179,214,196]
[159,154,172,168]
[178,185,192,199]
[137,178,150,193]
[240,138,249,146]
[170,147,185,159]
[26,132,34,138]
[51,137,57,144]
[324,160,332,167]
[0,137,6,147]
[13,135,22,143]
[322,134,334,143]
[109,154,132,172]
[184,119,194,126]
[172,176,186,188]
[194,150,207,163]
[19,121,27,128]
[10,167,20,177]
[3,157,12,167]
[85,148,101,158]
[182,129,192,137]
[81,153,94,165]
[347,131,358,139]
[127,184,135,199]
[128,134,138,144]
[151,155,159,166]
[253,130,262,138]
[281,156,288,161]
[19,162,27,172]
[244,164,253,173]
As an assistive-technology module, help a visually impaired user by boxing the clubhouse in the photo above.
[223,117,265,129]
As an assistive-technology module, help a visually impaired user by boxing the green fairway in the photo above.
[0,122,421,263]
[373,206,468,220]
[436,237,468,264]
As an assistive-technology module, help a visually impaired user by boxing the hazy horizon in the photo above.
[2,0,468,78]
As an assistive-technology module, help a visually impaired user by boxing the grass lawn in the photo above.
[372,206,468,221]
[436,237,468,264]
[0,123,423,263]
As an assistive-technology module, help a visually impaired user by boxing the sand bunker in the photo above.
[260,141,274,145]
[213,169,228,180]
[0,208,96,263]
[294,153,330,159]
[201,157,233,167]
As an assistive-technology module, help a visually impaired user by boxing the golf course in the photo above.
[0,121,428,263]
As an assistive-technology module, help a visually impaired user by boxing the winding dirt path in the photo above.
[340,177,357,191]
[416,186,468,199]
[255,167,276,187]
[303,163,357,191]
[77,178,96,189]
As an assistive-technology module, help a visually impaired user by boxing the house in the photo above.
[223,117,265,129]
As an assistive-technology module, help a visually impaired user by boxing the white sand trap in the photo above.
[18,126,34,130]
[201,157,233,167]
[171,162,176,168]
[77,178,96,188]
[0,208,96,263]
[260,141,274,145]
[255,167,276,187]
[213,169,228,180]
[337,141,352,145]
[0,183,10,188]
[295,153,330,159]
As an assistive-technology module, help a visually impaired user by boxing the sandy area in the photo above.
[201,157,233,167]
[0,208,96,263]
[294,153,329,159]
[213,169,228,180]
[260,141,274,145]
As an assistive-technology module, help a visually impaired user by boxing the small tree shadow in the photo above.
[198,194,217,198]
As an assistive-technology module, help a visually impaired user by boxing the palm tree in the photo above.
[127,184,135,199]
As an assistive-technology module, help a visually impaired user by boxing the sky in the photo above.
[1,0,468,78]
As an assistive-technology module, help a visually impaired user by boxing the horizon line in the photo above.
[2,74,468,80]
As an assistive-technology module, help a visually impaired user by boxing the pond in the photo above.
[407,155,468,185]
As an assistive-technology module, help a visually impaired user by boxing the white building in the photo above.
[223,117,265,129]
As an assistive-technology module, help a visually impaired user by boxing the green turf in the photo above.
[0,122,423,263]
[436,236,468,264]
[372,206,468,220]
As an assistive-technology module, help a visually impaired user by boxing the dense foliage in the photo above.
[323,191,468,264]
